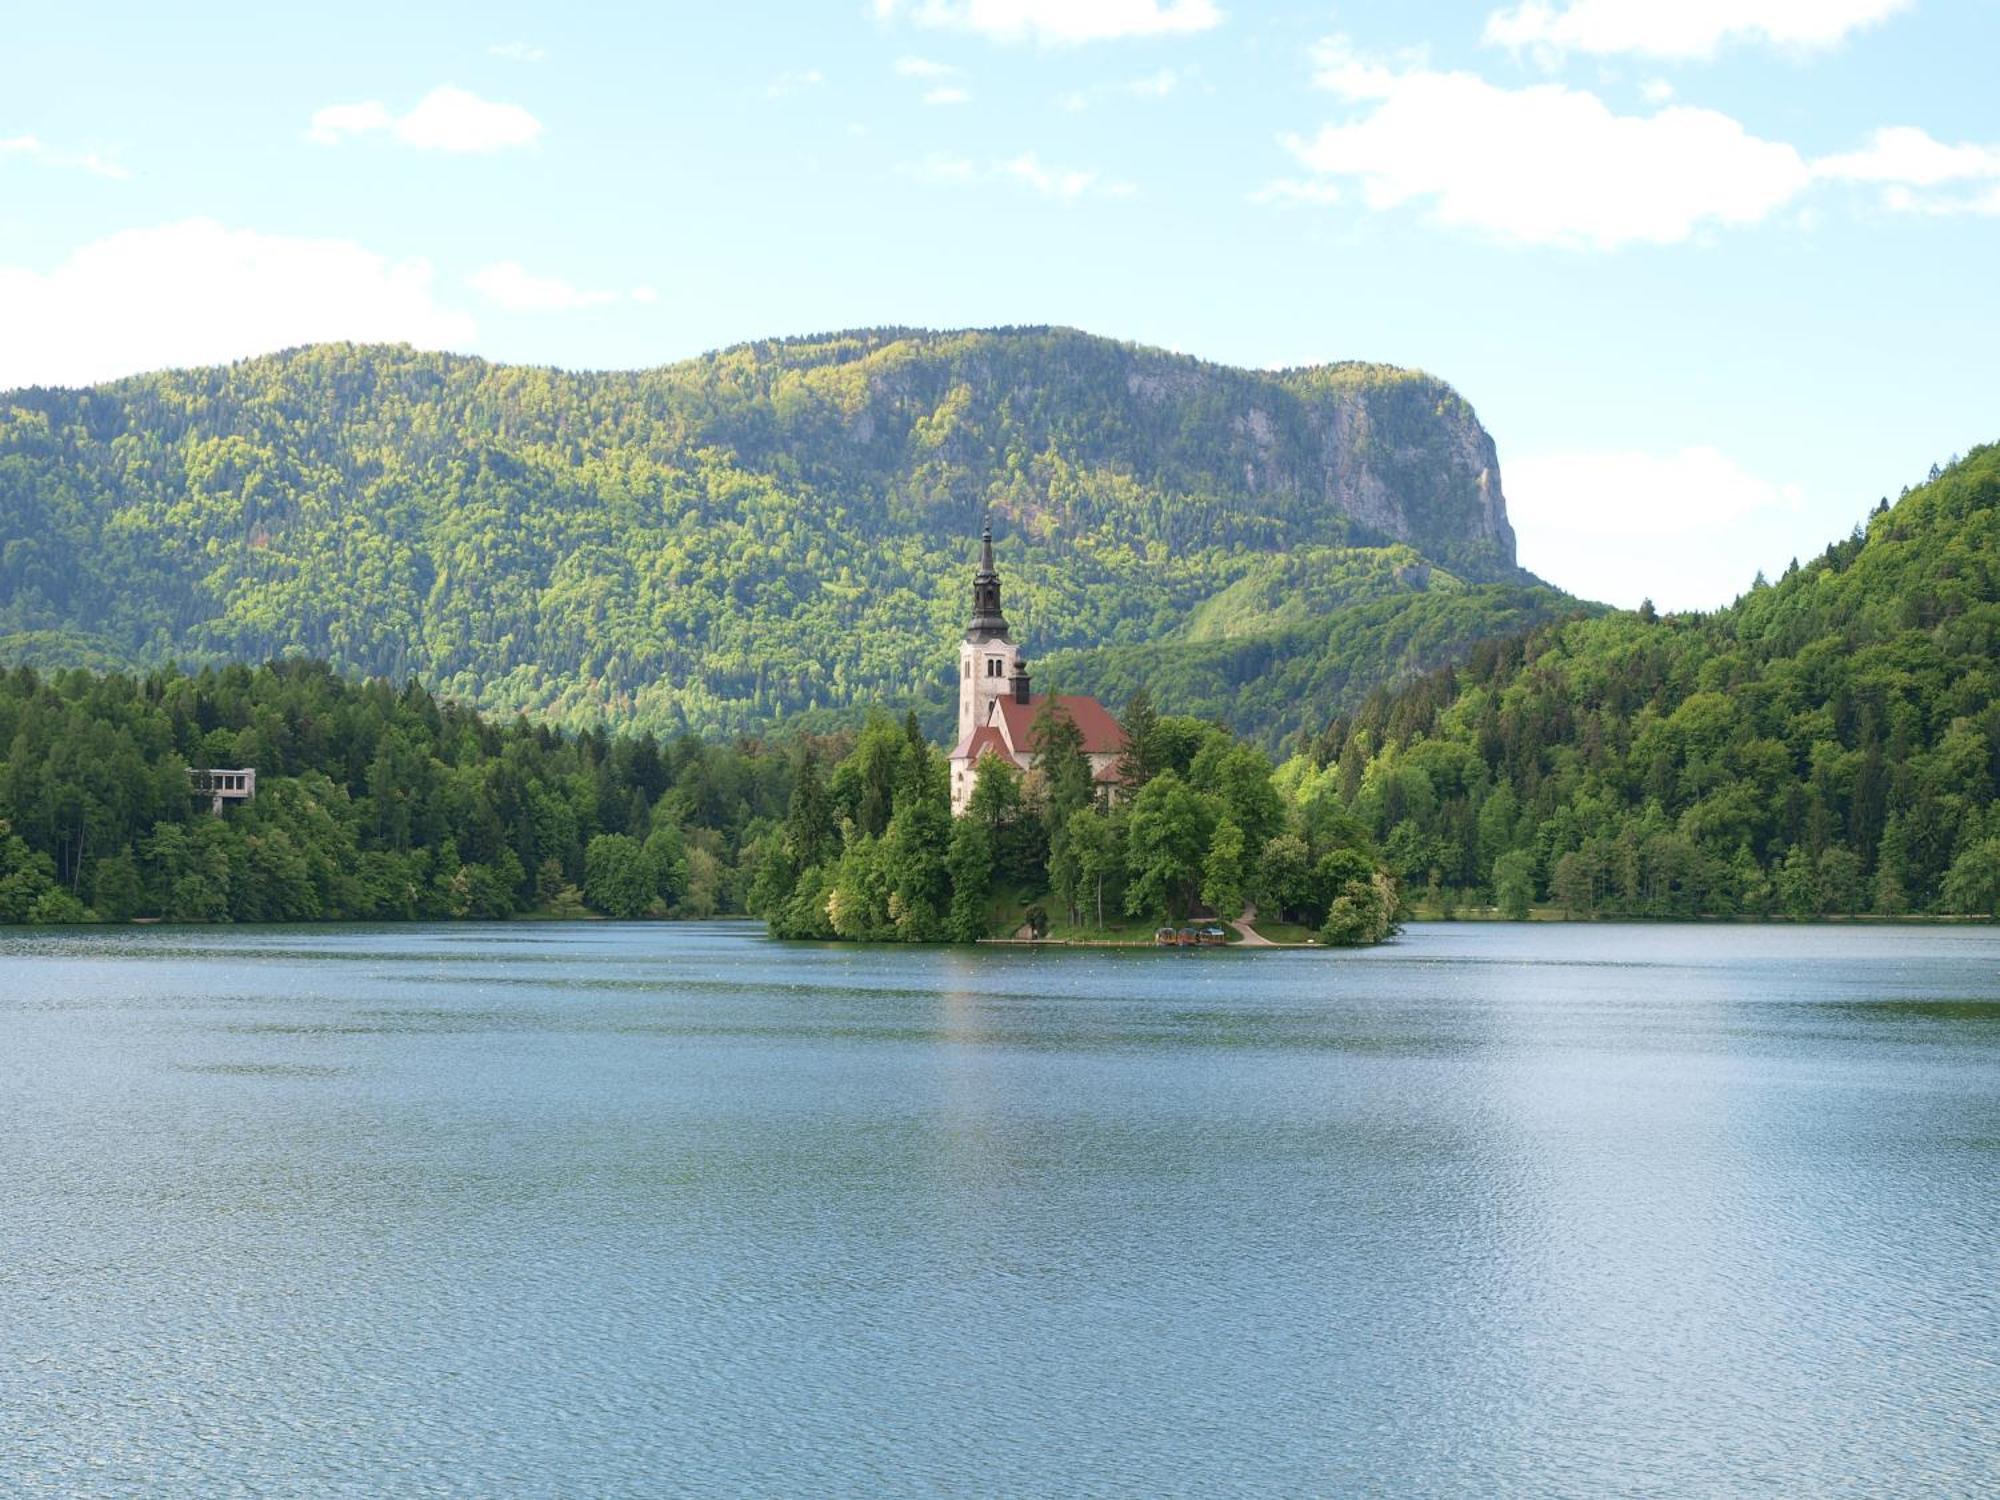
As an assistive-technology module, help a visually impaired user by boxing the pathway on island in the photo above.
[1230,905,1275,946]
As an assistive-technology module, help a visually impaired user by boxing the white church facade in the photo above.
[946,524,1126,816]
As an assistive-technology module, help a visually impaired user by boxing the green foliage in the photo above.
[1052,582,1585,752]
[1320,870,1399,947]
[752,700,1398,943]
[0,331,1533,742]
[1303,447,2000,920]
[0,659,797,924]
[1943,839,2000,916]
[1492,848,1536,920]
[585,835,655,919]
[1201,815,1248,921]
[944,816,994,942]
[1124,772,1218,923]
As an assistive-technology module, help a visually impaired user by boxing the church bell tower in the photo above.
[958,521,1025,742]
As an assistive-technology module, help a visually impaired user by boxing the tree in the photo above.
[585,834,655,918]
[945,815,994,942]
[881,778,952,941]
[1943,839,2000,916]
[1492,848,1535,920]
[1046,817,1085,927]
[642,821,690,910]
[1551,850,1596,918]
[1117,687,1161,790]
[785,751,835,872]
[1777,845,1819,918]
[1816,846,1864,916]
[1033,698,1095,835]
[1201,816,1248,920]
[91,847,144,922]
[1258,832,1313,923]
[1321,871,1398,947]
[1124,771,1217,922]
[1065,807,1123,930]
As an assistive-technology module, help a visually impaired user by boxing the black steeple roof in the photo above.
[965,520,1011,643]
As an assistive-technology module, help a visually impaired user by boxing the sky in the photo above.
[3,0,1996,610]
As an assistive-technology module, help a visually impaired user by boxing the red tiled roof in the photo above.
[950,722,1018,766]
[993,694,1126,757]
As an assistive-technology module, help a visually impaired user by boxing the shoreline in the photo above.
[0,912,1988,935]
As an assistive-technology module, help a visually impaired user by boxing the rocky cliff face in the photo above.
[727,327,1524,582]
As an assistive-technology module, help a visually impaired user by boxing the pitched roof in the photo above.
[993,694,1126,757]
[949,722,1017,766]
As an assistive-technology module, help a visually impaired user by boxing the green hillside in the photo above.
[0,329,1539,739]
[1050,569,1587,753]
[1291,447,2000,917]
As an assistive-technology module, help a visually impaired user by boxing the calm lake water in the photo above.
[0,922,1994,1497]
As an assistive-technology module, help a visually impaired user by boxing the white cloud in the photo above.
[874,0,1222,45]
[1286,38,1811,248]
[468,261,650,312]
[906,152,1131,196]
[1058,66,1184,110]
[1640,78,1673,103]
[1003,152,1100,198]
[894,56,959,77]
[1799,126,2000,216]
[1483,0,1912,60]
[0,133,131,180]
[308,86,542,152]
[1816,125,2000,188]
[924,86,972,105]
[0,220,473,391]
[1507,446,1807,608]
[1248,178,1343,206]
[488,41,547,63]
[306,102,393,145]
[766,69,827,98]
[903,152,978,183]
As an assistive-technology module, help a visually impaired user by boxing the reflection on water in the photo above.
[0,921,1995,1497]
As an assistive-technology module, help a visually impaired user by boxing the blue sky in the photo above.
[3,1,1995,608]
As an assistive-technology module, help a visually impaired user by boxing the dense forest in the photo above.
[0,330,1548,744]
[0,660,792,925]
[1286,447,2000,918]
[1053,566,1590,753]
[0,660,1398,943]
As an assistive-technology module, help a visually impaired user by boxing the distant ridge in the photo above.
[0,327,1561,737]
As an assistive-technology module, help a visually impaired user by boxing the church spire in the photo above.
[966,519,1011,642]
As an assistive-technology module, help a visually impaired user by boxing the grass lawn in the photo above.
[1036,912,1167,945]
[1244,917,1318,944]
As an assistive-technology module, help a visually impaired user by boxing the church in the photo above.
[947,523,1127,816]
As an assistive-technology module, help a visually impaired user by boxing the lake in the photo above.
[0,921,1994,1497]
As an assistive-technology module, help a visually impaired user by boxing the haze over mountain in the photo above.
[0,327,1574,742]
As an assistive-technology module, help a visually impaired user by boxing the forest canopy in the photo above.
[0,661,1398,944]
[1283,446,2000,919]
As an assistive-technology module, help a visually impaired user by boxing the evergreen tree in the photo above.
[1117,687,1161,789]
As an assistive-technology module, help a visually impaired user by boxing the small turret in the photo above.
[1011,657,1032,705]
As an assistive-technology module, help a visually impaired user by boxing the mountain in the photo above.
[0,328,1554,738]
[1296,446,2000,917]
[1036,537,1592,751]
